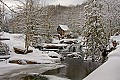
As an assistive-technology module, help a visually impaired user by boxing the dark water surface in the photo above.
[3,58,99,80]
[42,58,100,80]
[64,58,99,80]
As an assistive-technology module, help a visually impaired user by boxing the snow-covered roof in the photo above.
[59,25,69,31]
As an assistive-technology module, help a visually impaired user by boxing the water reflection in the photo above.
[65,58,99,80]
[21,75,48,80]
[20,58,99,80]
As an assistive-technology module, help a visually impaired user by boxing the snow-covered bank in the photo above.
[83,35,120,80]
[0,32,63,76]
[0,63,65,80]
[1,32,61,63]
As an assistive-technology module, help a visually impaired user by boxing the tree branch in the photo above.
[0,0,17,13]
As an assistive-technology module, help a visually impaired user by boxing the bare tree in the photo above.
[103,0,120,36]
[0,0,4,32]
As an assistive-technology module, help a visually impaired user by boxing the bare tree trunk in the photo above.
[25,0,34,52]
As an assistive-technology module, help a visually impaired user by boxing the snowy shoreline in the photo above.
[0,63,65,80]
[0,32,66,79]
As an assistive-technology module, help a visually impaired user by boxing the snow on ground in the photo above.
[0,32,63,75]
[83,35,120,80]
[1,32,61,63]
[0,61,26,75]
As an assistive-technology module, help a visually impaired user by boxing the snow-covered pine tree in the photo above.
[83,0,109,61]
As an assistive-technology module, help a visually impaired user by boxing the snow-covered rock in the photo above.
[0,32,62,64]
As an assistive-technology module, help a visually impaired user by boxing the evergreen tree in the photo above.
[83,0,109,61]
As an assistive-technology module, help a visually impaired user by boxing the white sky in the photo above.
[3,0,85,7]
